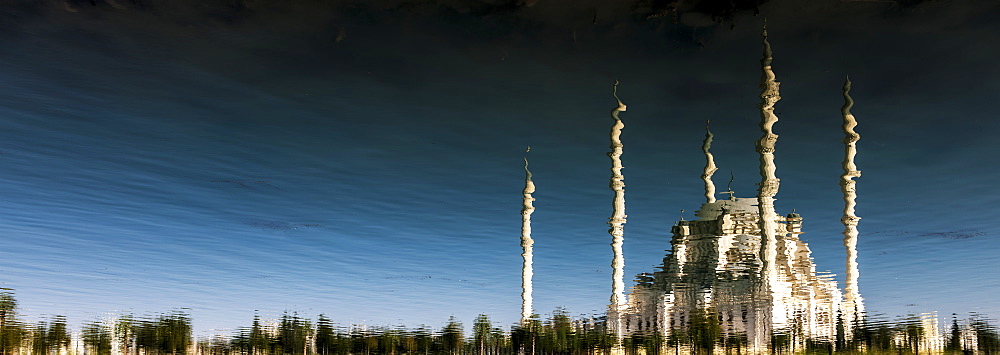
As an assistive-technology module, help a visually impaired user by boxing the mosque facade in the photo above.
[621,197,843,347]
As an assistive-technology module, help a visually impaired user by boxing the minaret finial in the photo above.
[720,170,736,201]
[612,80,627,118]
[702,120,719,203]
[842,77,854,116]
[762,19,772,67]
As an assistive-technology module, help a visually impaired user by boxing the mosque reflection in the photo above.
[591,26,938,353]
[623,198,847,352]
[616,66,852,348]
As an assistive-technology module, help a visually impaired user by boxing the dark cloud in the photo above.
[7,0,993,41]
[864,230,985,240]
[2,0,996,105]
[917,231,984,240]
[666,77,742,103]
[632,0,769,24]
[244,220,322,231]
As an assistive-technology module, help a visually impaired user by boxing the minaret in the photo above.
[520,149,536,324]
[840,77,865,331]
[702,120,718,204]
[754,22,782,349]
[607,81,628,339]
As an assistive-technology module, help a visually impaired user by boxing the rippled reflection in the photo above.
[623,198,844,352]
[615,27,849,353]
[2,285,1000,354]
[2,41,994,355]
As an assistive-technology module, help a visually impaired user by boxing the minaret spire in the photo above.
[607,81,628,339]
[721,171,736,201]
[840,77,865,330]
[702,120,718,203]
[520,148,536,324]
[753,20,782,350]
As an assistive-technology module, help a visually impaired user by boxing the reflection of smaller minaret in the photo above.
[520,148,536,324]
[702,121,719,204]
[608,81,628,339]
[840,77,865,328]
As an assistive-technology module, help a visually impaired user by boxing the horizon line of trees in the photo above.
[3,290,999,355]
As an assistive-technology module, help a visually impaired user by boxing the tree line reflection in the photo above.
[1,290,998,354]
